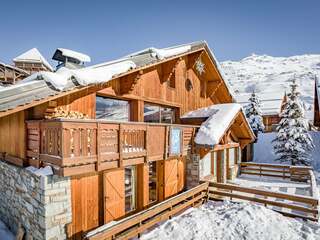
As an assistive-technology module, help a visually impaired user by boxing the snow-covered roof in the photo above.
[181,103,242,146]
[20,60,136,91]
[235,92,284,116]
[56,48,91,62]
[0,41,235,115]
[13,48,53,71]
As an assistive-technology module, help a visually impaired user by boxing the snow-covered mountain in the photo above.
[221,54,320,120]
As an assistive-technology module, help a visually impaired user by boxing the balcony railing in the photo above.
[26,119,198,176]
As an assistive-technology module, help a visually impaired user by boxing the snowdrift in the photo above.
[141,201,320,240]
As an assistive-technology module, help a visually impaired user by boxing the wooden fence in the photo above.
[240,162,312,181]
[208,181,319,221]
[85,182,209,240]
[26,119,198,176]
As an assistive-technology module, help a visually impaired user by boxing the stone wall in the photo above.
[186,154,200,189]
[0,160,72,240]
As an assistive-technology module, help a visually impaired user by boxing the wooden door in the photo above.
[177,157,186,192]
[104,169,125,223]
[164,158,179,199]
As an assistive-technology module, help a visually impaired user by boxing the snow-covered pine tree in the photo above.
[272,79,314,166]
[245,91,265,136]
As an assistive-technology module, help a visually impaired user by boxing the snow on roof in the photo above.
[20,60,136,91]
[57,48,91,62]
[182,103,242,146]
[13,48,53,71]
[125,44,191,60]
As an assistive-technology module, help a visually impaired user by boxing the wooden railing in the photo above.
[26,119,198,176]
[85,182,209,240]
[208,181,319,221]
[240,162,312,181]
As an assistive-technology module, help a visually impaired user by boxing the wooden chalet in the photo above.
[0,61,29,85]
[0,41,255,239]
[13,48,53,74]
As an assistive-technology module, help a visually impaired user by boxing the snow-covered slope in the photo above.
[221,54,320,119]
[141,201,320,240]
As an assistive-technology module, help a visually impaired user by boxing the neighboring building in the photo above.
[236,92,286,132]
[13,48,53,73]
[0,42,254,239]
[0,61,29,85]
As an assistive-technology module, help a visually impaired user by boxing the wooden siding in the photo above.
[97,54,228,117]
[0,111,26,159]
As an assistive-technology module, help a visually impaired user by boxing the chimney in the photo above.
[52,48,91,70]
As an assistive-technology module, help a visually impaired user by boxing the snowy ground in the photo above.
[232,174,311,197]
[0,220,14,240]
[141,201,320,240]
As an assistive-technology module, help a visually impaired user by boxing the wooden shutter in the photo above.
[104,169,125,223]
[164,158,178,198]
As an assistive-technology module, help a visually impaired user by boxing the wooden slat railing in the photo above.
[26,119,198,176]
[85,182,209,240]
[208,181,319,221]
[240,162,313,182]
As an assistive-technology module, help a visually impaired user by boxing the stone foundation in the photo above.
[0,160,72,240]
[186,154,200,189]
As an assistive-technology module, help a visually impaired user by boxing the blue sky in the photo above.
[1,0,320,65]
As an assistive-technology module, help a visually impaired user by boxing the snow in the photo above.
[25,166,53,176]
[19,60,136,91]
[181,103,242,146]
[0,220,14,240]
[221,54,320,120]
[126,44,191,60]
[141,201,320,240]
[13,48,53,71]
[57,48,91,62]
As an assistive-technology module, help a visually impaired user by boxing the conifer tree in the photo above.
[272,80,314,165]
[245,91,265,135]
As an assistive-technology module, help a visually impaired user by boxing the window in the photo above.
[143,104,160,123]
[144,103,175,123]
[125,166,137,213]
[229,148,235,167]
[149,162,157,203]
[96,96,130,121]
[200,153,211,178]
[212,151,217,176]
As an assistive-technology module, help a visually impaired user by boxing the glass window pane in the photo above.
[229,148,235,167]
[96,96,129,121]
[149,162,157,203]
[161,107,175,123]
[144,104,160,123]
[213,151,217,176]
[125,166,137,213]
[200,153,211,178]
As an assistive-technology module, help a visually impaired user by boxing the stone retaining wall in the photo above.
[0,160,72,240]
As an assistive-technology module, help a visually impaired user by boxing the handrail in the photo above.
[26,119,198,176]
[26,118,200,129]
[85,182,209,240]
[208,181,318,221]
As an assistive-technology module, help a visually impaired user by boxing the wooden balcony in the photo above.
[26,119,198,176]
